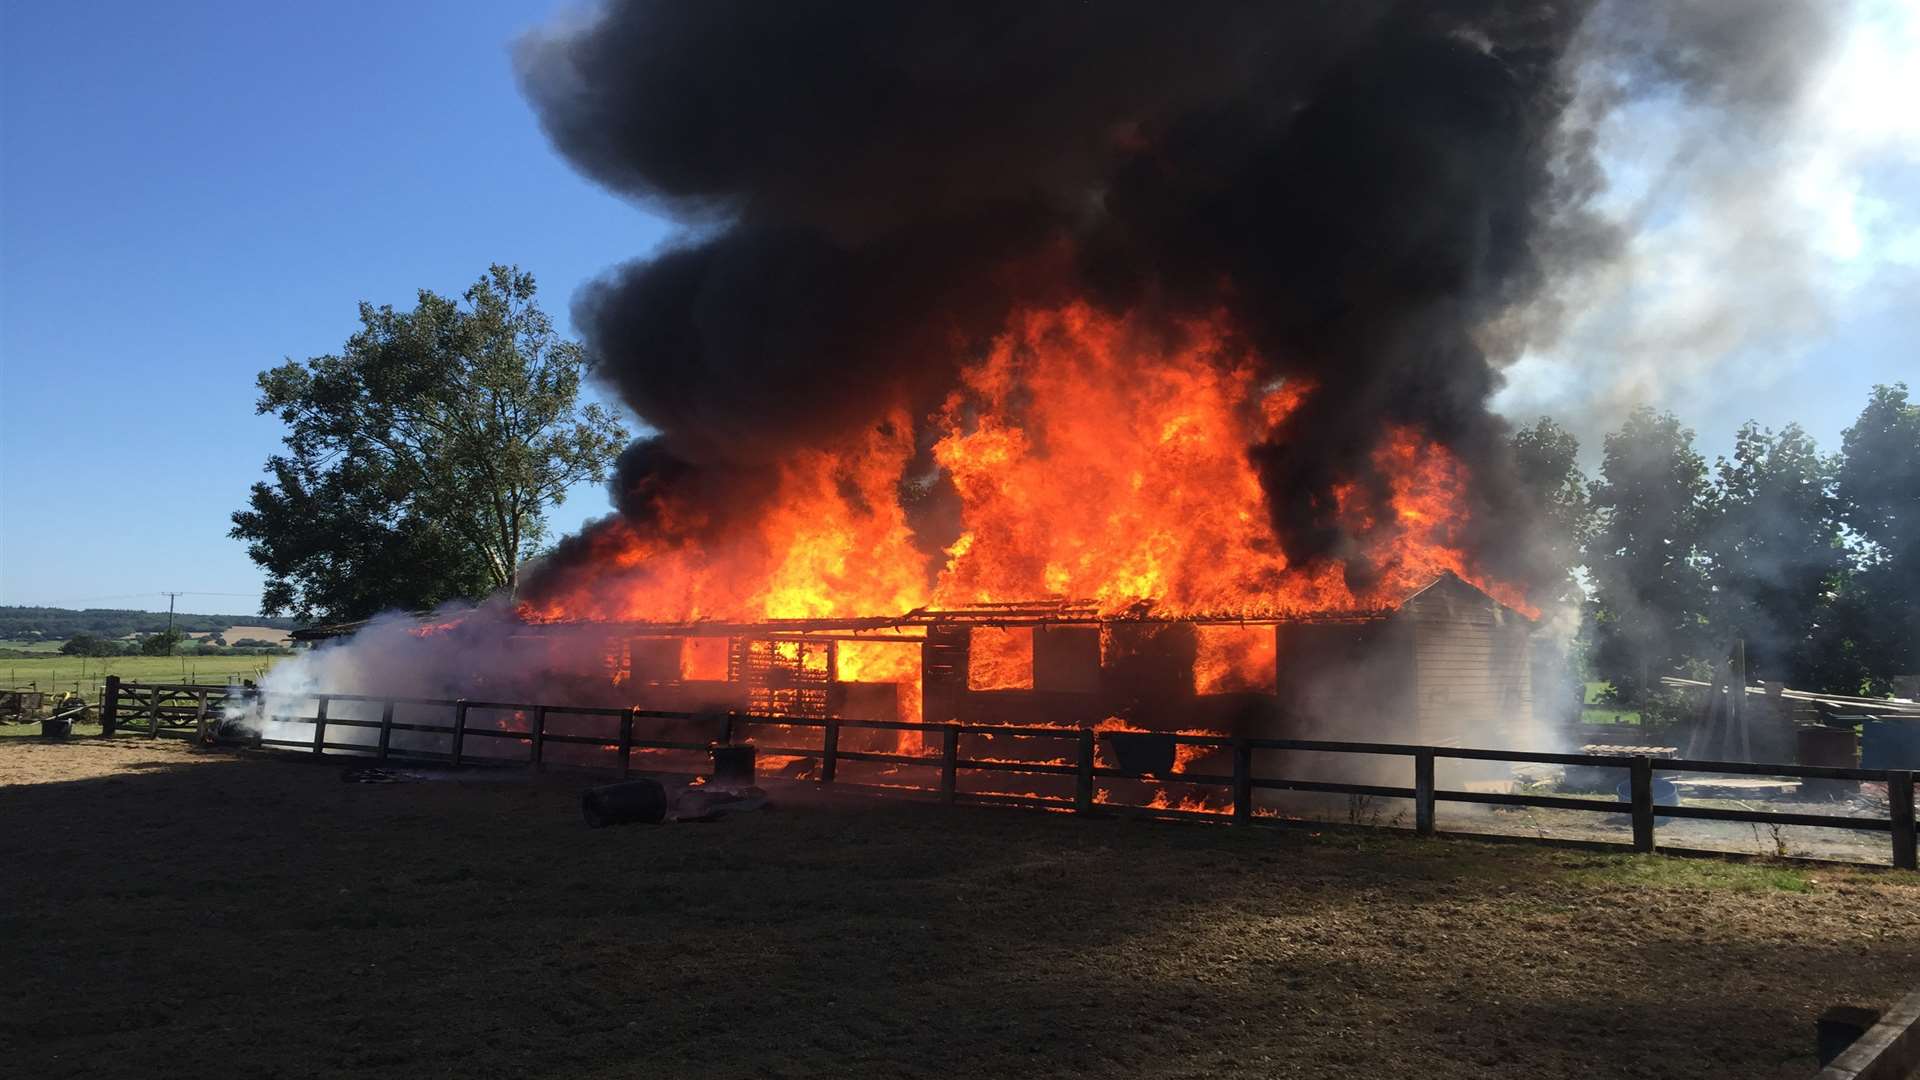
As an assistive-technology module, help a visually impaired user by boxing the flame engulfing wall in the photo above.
[511,1,1840,625]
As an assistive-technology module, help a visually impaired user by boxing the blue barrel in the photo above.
[1616,775,1679,825]
[1861,720,1920,770]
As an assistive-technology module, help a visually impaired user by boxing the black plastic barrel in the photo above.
[710,743,757,787]
[1817,1005,1880,1066]
[582,778,669,827]
[1104,731,1176,776]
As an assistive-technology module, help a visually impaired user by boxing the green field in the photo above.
[1581,679,1643,725]
[0,639,65,654]
[0,654,288,704]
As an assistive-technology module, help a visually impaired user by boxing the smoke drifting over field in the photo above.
[512,0,1853,611]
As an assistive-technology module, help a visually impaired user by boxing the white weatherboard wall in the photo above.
[1398,573,1535,789]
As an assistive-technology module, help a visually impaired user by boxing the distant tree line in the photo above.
[0,607,297,642]
[57,630,292,658]
[1512,382,1919,705]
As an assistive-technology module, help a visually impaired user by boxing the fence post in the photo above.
[377,700,395,760]
[530,706,546,772]
[1630,755,1655,853]
[101,675,119,736]
[195,688,211,744]
[1414,749,1436,837]
[1076,727,1095,813]
[821,718,839,784]
[1891,771,1916,872]
[1232,738,1251,824]
[619,708,635,778]
[449,699,468,767]
[149,687,161,738]
[939,725,959,803]
[312,695,330,756]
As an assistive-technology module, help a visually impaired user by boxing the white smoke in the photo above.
[226,601,612,749]
[1497,0,1920,444]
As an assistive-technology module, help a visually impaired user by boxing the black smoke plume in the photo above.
[514,0,1835,607]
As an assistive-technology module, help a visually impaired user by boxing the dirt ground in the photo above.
[4,738,1918,1080]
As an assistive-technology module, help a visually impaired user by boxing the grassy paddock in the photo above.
[2,738,1916,1079]
[0,639,66,653]
[1580,680,1645,726]
[0,653,286,703]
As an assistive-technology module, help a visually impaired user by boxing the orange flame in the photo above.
[522,301,1532,711]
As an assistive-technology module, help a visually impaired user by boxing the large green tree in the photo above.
[233,266,628,621]
[1509,416,1591,610]
[1834,383,1920,690]
[1702,422,1847,689]
[1509,417,1593,723]
[1584,407,1713,702]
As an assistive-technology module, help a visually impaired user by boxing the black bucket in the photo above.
[41,716,72,739]
[1103,731,1175,776]
[710,743,757,788]
[1817,1005,1881,1066]
[582,778,669,827]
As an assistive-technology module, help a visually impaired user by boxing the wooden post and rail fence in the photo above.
[94,677,1919,870]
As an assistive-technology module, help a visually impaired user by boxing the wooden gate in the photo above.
[99,676,241,740]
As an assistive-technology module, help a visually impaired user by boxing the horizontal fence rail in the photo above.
[101,680,1919,870]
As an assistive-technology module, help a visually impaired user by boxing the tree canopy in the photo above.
[1509,417,1590,609]
[232,266,628,622]
[59,633,120,657]
[1564,386,1917,702]
[1834,383,1920,691]
[1702,422,1845,688]
[1584,407,1713,702]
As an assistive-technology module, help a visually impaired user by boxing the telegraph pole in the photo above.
[163,592,181,635]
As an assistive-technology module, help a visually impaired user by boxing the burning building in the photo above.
[284,568,1533,801]
[496,569,1529,747]
[282,3,1834,788]
[481,2,1583,778]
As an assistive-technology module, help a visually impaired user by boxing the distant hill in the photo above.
[0,606,299,642]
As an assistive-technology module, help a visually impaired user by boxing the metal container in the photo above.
[581,778,669,827]
[41,716,72,739]
[1797,726,1859,769]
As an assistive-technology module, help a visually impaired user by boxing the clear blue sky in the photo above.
[2,3,1913,615]
[2,2,667,613]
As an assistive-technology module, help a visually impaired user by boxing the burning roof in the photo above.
[295,571,1526,643]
